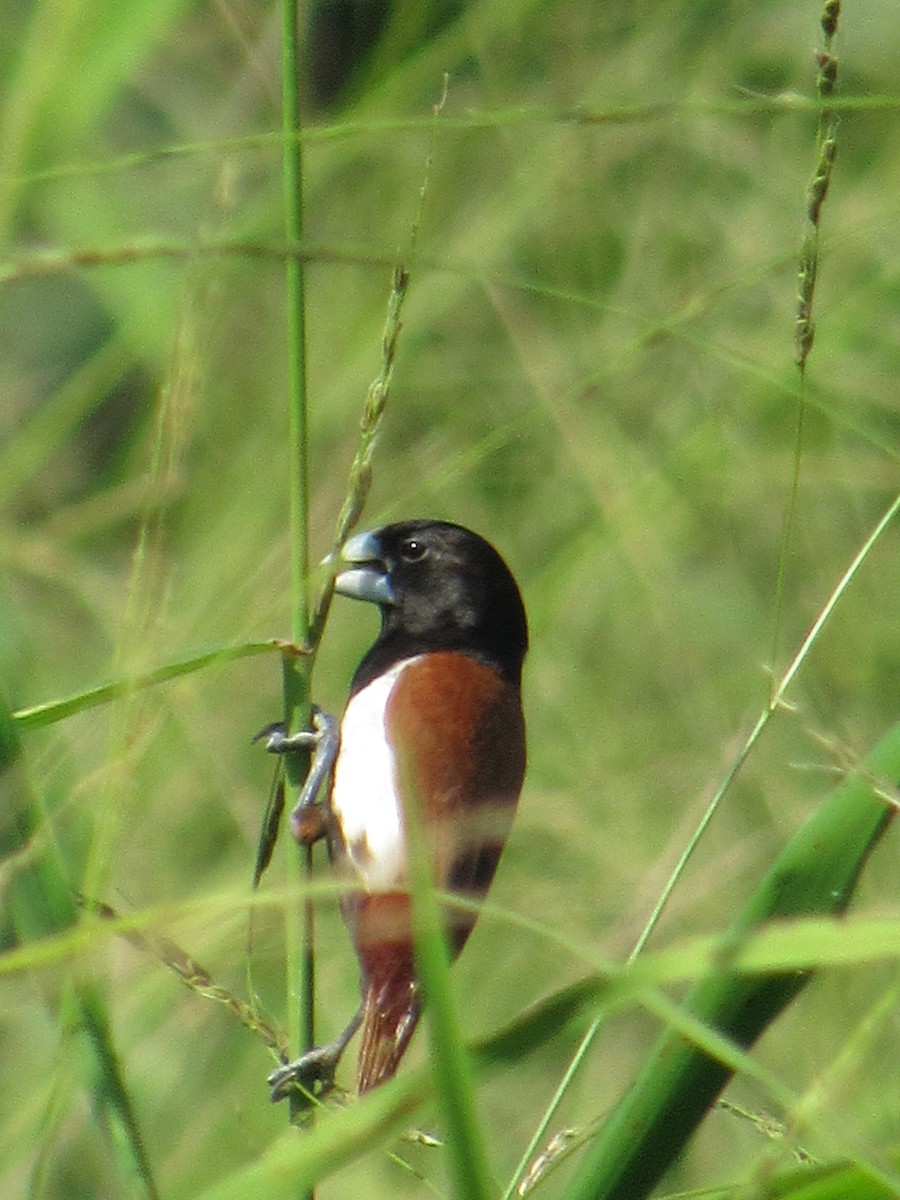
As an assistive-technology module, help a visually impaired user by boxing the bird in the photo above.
[266,519,528,1100]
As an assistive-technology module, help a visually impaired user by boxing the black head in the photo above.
[334,520,528,691]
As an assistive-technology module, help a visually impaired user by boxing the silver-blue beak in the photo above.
[334,530,395,606]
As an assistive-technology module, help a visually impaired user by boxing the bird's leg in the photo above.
[254,706,339,839]
[256,707,346,1104]
[267,1006,362,1103]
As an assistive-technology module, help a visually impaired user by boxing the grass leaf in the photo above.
[562,723,899,1200]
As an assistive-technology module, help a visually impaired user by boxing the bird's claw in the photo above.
[268,1044,341,1104]
[268,1009,361,1104]
[254,708,339,820]
[253,706,336,755]
[253,720,318,755]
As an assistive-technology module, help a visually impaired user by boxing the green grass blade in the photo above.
[697,1156,900,1200]
[71,983,160,1200]
[1,685,159,1197]
[11,639,280,730]
[563,722,899,1200]
[400,757,495,1200]
[760,1160,900,1200]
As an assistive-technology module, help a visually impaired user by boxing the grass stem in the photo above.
[279,0,315,1148]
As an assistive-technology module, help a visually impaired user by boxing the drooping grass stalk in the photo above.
[795,0,841,374]
[88,897,289,1058]
[308,78,445,645]
[307,264,408,646]
[3,91,896,198]
[770,0,842,691]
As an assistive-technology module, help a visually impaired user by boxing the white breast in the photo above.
[331,657,418,890]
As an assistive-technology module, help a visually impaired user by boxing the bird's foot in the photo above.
[268,1042,343,1104]
[253,705,335,756]
[268,1008,362,1104]
[253,707,339,832]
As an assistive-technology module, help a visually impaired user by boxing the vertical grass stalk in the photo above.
[279,0,316,1141]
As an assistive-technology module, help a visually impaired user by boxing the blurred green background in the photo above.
[0,0,898,1197]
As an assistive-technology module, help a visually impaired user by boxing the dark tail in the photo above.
[357,956,421,1093]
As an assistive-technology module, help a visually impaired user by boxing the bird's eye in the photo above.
[400,537,428,563]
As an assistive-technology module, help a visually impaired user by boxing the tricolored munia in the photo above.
[265,519,527,1099]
